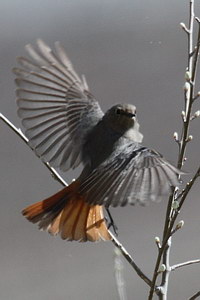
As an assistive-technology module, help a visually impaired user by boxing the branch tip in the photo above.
[195,16,200,24]
[155,236,161,249]
[180,22,189,33]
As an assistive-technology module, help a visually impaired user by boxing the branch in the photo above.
[177,166,200,203]
[177,166,200,211]
[171,259,200,271]
[0,112,152,288]
[148,1,200,299]
[188,291,200,300]
[178,0,195,170]
[110,231,152,287]
[0,113,67,187]
[158,238,172,299]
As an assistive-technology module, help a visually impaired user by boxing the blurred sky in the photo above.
[0,0,200,299]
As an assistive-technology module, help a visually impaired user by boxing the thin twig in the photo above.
[0,112,152,288]
[177,167,200,210]
[177,167,200,202]
[188,291,200,300]
[178,0,195,170]
[191,17,200,84]
[171,259,200,271]
[110,231,152,287]
[0,113,67,187]
[158,238,172,300]
[148,1,199,299]
[167,167,200,234]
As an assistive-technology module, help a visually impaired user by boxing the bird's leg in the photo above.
[106,208,118,236]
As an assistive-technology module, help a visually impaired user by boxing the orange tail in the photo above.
[22,181,111,242]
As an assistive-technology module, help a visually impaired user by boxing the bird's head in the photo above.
[104,104,143,142]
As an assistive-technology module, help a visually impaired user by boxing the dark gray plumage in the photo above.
[14,39,182,208]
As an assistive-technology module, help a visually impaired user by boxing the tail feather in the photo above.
[73,200,90,241]
[22,182,111,242]
[22,186,69,223]
[86,205,110,241]
[60,196,86,240]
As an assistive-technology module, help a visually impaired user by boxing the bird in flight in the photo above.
[13,39,182,242]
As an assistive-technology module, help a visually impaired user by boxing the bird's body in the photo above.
[14,39,182,242]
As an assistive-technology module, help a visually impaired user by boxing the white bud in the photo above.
[172,201,179,209]
[158,264,166,273]
[181,111,186,117]
[187,135,193,141]
[185,71,191,81]
[155,236,161,249]
[176,220,184,230]
[155,236,160,243]
[194,110,200,118]
[181,111,186,122]
[183,82,190,90]
[173,132,179,141]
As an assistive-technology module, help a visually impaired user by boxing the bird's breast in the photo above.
[82,120,123,170]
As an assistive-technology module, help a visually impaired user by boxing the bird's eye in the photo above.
[116,108,121,115]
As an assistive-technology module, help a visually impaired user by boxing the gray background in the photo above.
[1,0,200,299]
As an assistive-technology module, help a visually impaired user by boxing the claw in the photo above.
[106,208,118,236]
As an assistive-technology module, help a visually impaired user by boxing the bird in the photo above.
[13,39,182,242]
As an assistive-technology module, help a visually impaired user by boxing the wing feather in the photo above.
[14,39,103,171]
[80,143,183,207]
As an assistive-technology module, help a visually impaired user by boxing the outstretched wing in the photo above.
[79,142,182,207]
[14,39,103,171]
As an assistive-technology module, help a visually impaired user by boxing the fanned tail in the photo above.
[22,181,111,242]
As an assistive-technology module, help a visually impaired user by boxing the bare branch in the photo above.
[0,112,152,289]
[188,291,200,300]
[0,113,67,187]
[191,17,200,83]
[171,259,200,271]
[110,231,152,287]
[148,1,200,299]
[158,238,172,298]
[177,166,200,210]
[180,22,190,34]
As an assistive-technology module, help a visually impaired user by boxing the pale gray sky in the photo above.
[0,1,200,299]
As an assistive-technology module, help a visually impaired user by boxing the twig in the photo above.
[177,166,200,202]
[158,238,172,300]
[168,166,200,233]
[110,231,152,287]
[0,113,67,187]
[178,167,200,209]
[178,0,195,170]
[171,259,200,271]
[188,291,200,300]
[148,1,199,299]
[0,112,152,289]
